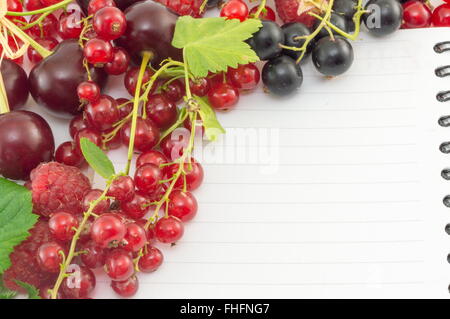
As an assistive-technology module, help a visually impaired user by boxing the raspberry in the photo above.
[2,221,57,292]
[274,0,325,27]
[30,162,91,217]
[155,0,205,17]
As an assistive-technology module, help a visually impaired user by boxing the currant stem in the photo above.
[6,0,73,16]
[0,69,10,114]
[252,0,267,19]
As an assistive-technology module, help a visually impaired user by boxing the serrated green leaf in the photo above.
[80,138,115,180]
[0,275,17,299]
[172,17,262,77]
[15,281,40,299]
[195,96,226,141]
[0,178,37,274]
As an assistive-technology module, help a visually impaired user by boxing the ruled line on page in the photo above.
[161,260,425,265]
[180,239,424,245]
[190,219,423,225]
[211,143,417,149]
[202,181,420,186]
[199,200,421,205]
[234,107,418,112]
[203,162,419,167]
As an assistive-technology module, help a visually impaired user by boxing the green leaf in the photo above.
[0,178,37,274]
[0,275,17,299]
[172,16,262,77]
[80,138,115,180]
[15,281,40,299]
[195,96,226,141]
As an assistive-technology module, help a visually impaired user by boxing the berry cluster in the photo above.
[401,0,450,29]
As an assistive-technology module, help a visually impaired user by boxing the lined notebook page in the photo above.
[34,28,435,298]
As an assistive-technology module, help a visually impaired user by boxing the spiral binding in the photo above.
[434,42,450,53]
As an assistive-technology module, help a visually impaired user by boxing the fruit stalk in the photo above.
[252,0,267,19]
[0,69,10,114]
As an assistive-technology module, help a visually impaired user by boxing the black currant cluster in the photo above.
[247,0,403,96]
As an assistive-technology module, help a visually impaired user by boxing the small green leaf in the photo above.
[80,138,115,180]
[172,16,262,77]
[0,178,38,274]
[195,96,226,141]
[15,281,40,299]
[0,275,17,299]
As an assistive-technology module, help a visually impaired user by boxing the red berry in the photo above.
[58,8,85,39]
[146,94,178,129]
[104,249,134,281]
[85,95,120,131]
[227,63,260,90]
[27,13,58,39]
[7,0,23,12]
[164,159,204,191]
[36,242,64,273]
[49,211,79,242]
[88,0,116,15]
[111,275,139,297]
[274,0,318,27]
[83,38,114,65]
[39,285,64,299]
[124,67,153,96]
[189,78,210,97]
[61,265,96,299]
[80,241,107,268]
[161,79,185,103]
[154,0,205,17]
[249,5,276,21]
[155,216,184,244]
[93,6,127,41]
[432,3,450,27]
[91,215,126,248]
[41,0,63,5]
[402,1,432,29]
[116,98,132,119]
[74,128,102,152]
[134,164,163,196]
[208,82,239,110]
[121,193,150,220]
[120,117,160,152]
[220,0,249,21]
[69,114,90,139]
[55,141,85,167]
[122,223,147,252]
[77,81,101,104]
[105,47,130,75]
[27,37,58,64]
[107,176,135,202]
[167,190,198,222]
[138,246,163,273]
[83,189,111,214]
[160,129,190,160]
[24,0,43,11]
[136,150,167,169]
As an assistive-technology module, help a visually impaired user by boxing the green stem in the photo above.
[6,0,73,16]
[252,0,267,19]
[183,50,192,100]
[0,70,10,114]
[20,11,52,31]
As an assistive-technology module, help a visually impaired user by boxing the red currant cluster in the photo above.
[402,0,450,29]
[220,0,276,22]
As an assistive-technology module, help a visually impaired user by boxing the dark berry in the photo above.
[312,36,354,76]
[247,20,284,61]
[262,55,303,96]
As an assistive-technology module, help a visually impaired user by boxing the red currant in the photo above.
[105,47,130,75]
[83,38,114,65]
[93,6,127,41]
[27,37,58,64]
[164,159,204,191]
[161,79,185,103]
[122,223,147,252]
[88,0,116,15]
[167,190,198,222]
[77,81,101,104]
[227,63,260,90]
[432,3,450,26]
[36,242,64,273]
[91,214,126,248]
[55,141,85,167]
[83,189,111,215]
[111,275,139,297]
[155,216,184,244]
[134,164,163,196]
[160,129,190,160]
[27,13,58,39]
[74,128,102,152]
[220,0,249,22]
[7,0,23,12]
[116,98,133,119]
[41,0,63,5]
[120,117,160,152]
[49,211,79,242]
[189,78,210,97]
[136,150,167,169]
[146,94,178,129]
[24,0,44,12]
[107,176,135,202]
[249,5,276,21]
[208,82,239,110]
[124,67,153,96]
[80,241,107,268]
[85,95,120,131]
[402,1,432,28]
[184,118,205,136]
[121,193,150,220]
[70,114,90,139]
[58,8,84,40]
[39,285,64,299]
[104,249,134,281]
[61,265,96,299]
[138,246,163,273]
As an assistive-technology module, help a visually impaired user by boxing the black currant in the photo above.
[312,12,349,40]
[262,55,303,96]
[281,22,312,62]
[247,20,284,61]
[333,0,358,20]
[312,36,354,76]
[363,0,403,36]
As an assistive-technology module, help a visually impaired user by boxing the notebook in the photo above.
[28,26,450,298]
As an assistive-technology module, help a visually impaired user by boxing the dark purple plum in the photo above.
[116,0,182,66]
[29,40,107,118]
[1,59,29,110]
[0,111,55,180]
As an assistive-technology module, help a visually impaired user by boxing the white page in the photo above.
[24,26,450,298]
